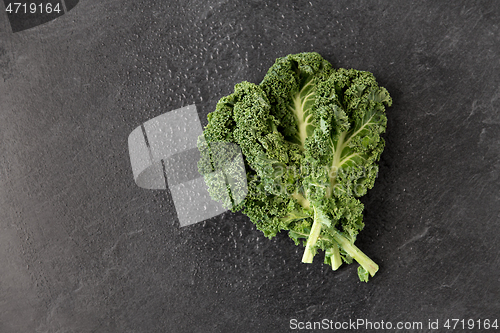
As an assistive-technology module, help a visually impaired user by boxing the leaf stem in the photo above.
[301,207,322,263]
[330,243,342,270]
[295,206,378,277]
[330,230,379,277]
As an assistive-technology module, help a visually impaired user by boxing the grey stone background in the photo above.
[0,1,499,332]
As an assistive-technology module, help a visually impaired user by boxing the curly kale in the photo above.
[198,52,392,281]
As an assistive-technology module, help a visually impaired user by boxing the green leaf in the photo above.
[358,266,370,282]
[200,52,390,281]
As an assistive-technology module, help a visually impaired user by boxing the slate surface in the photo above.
[0,1,499,332]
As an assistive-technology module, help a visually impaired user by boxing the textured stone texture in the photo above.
[0,1,499,332]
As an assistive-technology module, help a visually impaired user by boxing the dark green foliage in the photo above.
[198,52,392,281]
